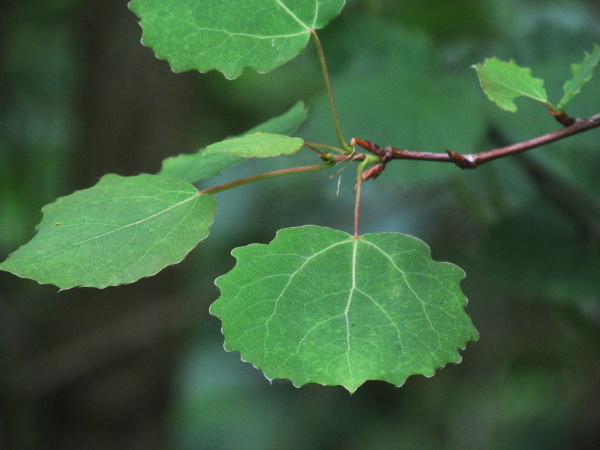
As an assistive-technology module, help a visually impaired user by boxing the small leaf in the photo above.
[0,174,216,289]
[473,57,548,112]
[128,0,346,79]
[210,226,478,393]
[557,44,600,111]
[159,101,309,183]
[203,133,304,158]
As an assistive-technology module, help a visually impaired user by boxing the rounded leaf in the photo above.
[0,174,216,289]
[129,0,346,78]
[210,225,478,392]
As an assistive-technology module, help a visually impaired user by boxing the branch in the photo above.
[353,113,600,173]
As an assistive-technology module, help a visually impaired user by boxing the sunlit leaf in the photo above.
[0,174,216,289]
[203,132,304,158]
[129,0,346,79]
[159,101,309,183]
[557,44,600,111]
[473,57,548,112]
[210,225,478,393]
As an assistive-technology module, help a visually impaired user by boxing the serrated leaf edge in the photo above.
[210,225,478,393]
[0,174,217,289]
[473,57,548,112]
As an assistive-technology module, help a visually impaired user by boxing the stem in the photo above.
[310,30,351,153]
[199,163,332,195]
[452,114,600,167]
[303,142,328,157]
[353,112,600,169]
[304,141,345,154]
[353,161,368,237]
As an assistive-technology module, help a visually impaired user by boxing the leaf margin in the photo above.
[210,225,478,393]
[0,173,217,289]
[557,44,600,111]
[473,57,549,112]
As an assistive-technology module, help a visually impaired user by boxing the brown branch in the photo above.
[353,113,600,170]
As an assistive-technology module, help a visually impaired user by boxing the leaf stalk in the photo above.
[199,162,333,195]
[310,30,351,153]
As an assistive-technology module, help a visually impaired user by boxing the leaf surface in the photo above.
[159,101,308,183]
[557,44,600,111]
[0,174,216,289]
[128,0,346,78]
[203,132,304,158]
[473,57,548,112]
[210,225,478,392]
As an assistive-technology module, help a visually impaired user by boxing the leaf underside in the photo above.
[129,0,346,78]
[0,174,216,289]
[203,132,304,158]
[473,57,548,112]
[210,226,478,393]
[159,101,309,184]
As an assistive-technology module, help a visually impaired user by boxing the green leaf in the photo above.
[473,57,548,112]
[0,174,216,289]
[210,226,478,393]
[128,0,346,79]
[159,152,242,185]
[557,44,600,111]
[203,132,304,158]
[159,101,309,183]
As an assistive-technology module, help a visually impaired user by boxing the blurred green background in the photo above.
[1,0,600,449]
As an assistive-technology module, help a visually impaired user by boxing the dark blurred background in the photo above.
[1,0,600,449]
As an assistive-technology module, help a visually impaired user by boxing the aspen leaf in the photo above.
[129,0,346,78]
[473,57,548,112]
[557,44,600,111]
[210,226,478,393]
[203,133,304,158]
[0,174,216,289]
[159,101,309,183]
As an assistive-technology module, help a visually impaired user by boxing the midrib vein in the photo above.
[274,0,311,30]
[25,194,199,263]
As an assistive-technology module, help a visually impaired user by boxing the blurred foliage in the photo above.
[1,0,600,449]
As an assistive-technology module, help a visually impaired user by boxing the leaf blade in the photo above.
[128,0,346,78]
[159,101,309,183]
[202,132,304,158]
[557,44,600,111]
[210,225,478,392]
[0,174,216,289]
[473,57,548,112]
